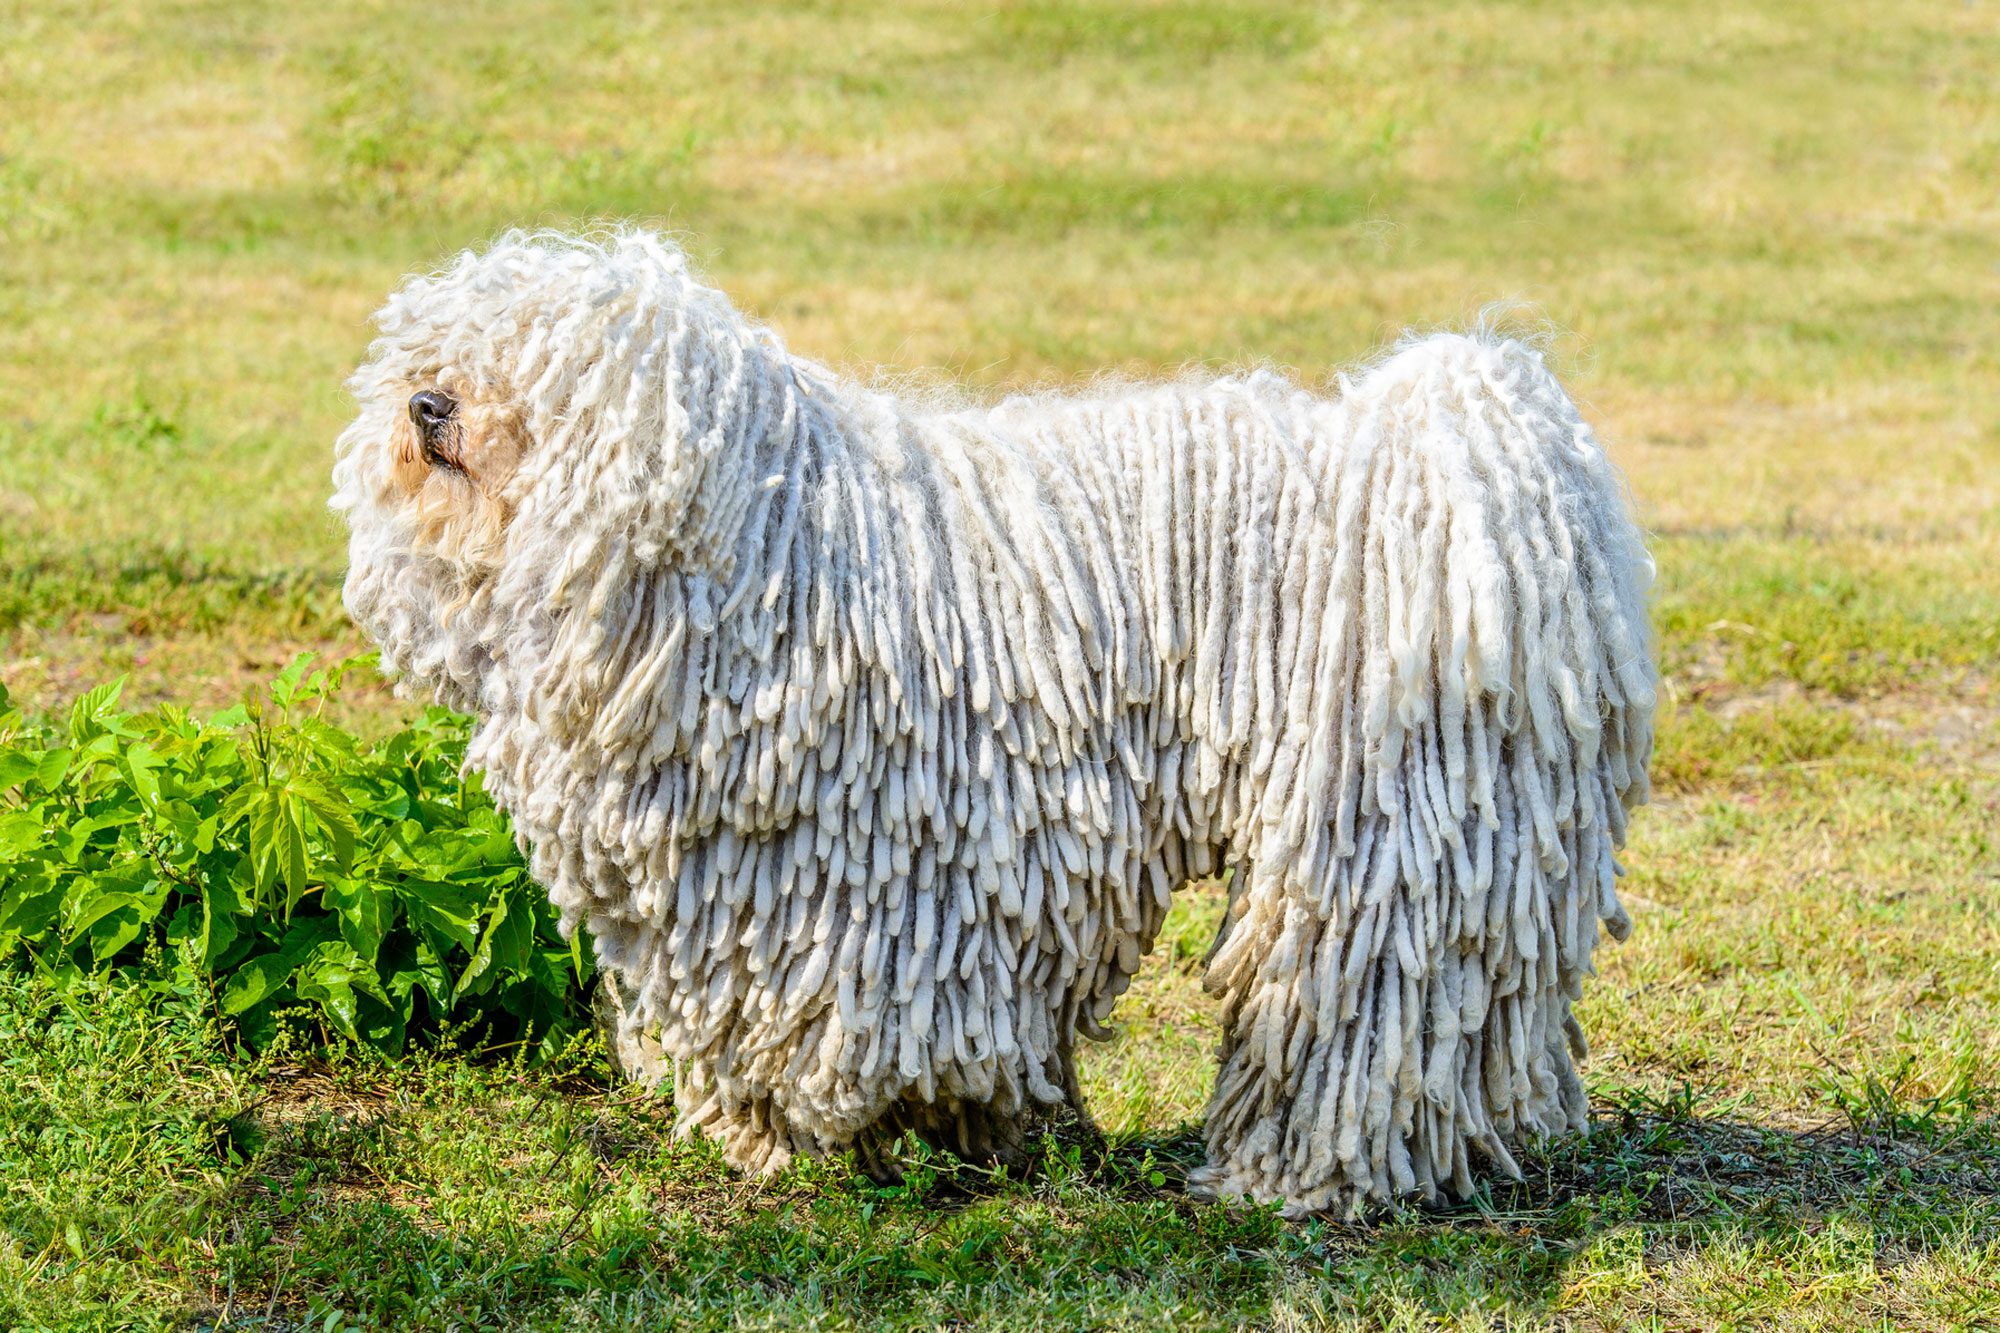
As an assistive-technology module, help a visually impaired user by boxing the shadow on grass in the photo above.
[184,1079,2000,1330]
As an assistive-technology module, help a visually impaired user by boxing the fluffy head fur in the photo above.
[333,228,1655,1216]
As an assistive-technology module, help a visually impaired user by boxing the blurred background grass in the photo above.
[3,2,2000,1327]
[3,0,1995,713]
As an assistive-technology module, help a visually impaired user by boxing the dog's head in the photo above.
[332,229,791,713]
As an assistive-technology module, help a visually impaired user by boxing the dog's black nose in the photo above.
[408,389,456,437]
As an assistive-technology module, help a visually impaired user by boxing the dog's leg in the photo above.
[1193,863,1459,1218]
[1189,335,1652,1217]
[591,968,669,1088]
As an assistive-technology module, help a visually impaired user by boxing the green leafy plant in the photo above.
[0,656,593,1057]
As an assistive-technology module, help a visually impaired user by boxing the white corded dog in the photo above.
[332,229,1654,1216]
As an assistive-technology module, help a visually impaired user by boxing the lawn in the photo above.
[4,0,2000,1328]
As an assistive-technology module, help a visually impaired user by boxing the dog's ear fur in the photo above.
[412,234,815,745]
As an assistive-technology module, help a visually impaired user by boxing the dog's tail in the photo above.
[1196,332,1655,1216]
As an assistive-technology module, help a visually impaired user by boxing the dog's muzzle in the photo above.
[409,389,459,468]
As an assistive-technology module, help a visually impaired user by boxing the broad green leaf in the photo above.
[368,790,414,821]
[528,946,579,997]
[322,877,391,964]
[270,653,314,709]
[395,881,481,953]
[201,876,246,967]
[121,743,162,809]
[216,782,265,833]
[157,801,222,856]
[394,937,455,1010]
[86,902,150,964]
[65,878,163,942]
[55,806,142,861]
[152,797,201,840]
[0,862,66,940]
[220,952,296,1015]
[296,718,361,763]
[76,731,120,767]
[299,965,359,1040]
[68,678,127,742]
[243,788,299,901]
[294,777,360,873]
[0,749,40,791]
[36,748,72,789]
[276,795,310,917]
[457,886,532,996]
[0,810,45,857]
[295,940,390,1042]
[355,994,407,1053]
[491,886,536,974]
[219,918,333,1015]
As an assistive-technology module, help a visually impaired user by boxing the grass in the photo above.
[3,0,1999,1326]
[11,860,2000,1331]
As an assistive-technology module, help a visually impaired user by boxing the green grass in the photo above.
[2,1,1994,714]
[11,858,2000,1331]
[4,0,2000,1326]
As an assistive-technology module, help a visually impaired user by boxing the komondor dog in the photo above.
[332,229,1654,1216]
